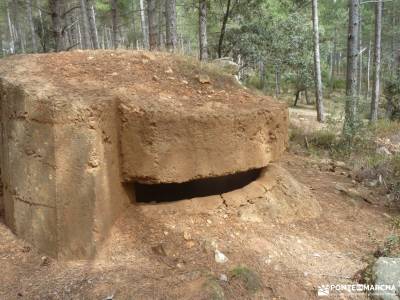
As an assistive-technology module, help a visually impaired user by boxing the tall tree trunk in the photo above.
[147,0,158,50]
[366,39,371,99]
[49,0,65,52]
[111,0,118,49]
[330,27,337,91]
[6,6,14,54]
[87,2,99,49]
[130,0,137,48]
[80,0,91,49]
[38,7,47,52]
[312,0,324,122]
[217,0,231,58]
[11,0,23,53]
[305,89,312,105]
[165,0,177,51]
[67,13,78,50]
[370,0,382,123]
[198,0,208,61]
[139,0,148,49]
[27,0,37,52]
[358,3,363,96]
[275,65,281,98]
[259,59,266,91]
[343,0,360,139]
[158,0,165,49]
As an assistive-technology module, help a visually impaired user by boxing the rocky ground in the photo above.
[0,148,395,299]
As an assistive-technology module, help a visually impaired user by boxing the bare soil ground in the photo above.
[0,148,394,299]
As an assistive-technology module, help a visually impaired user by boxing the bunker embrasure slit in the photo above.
[134,168,262,203]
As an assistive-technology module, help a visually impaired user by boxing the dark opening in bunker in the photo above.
[134,168,262,203]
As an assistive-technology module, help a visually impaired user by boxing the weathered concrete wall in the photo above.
[0,51,288,259]
[0,80,131,259]
[120,99,288,183]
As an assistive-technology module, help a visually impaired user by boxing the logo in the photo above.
[317,285,330,296]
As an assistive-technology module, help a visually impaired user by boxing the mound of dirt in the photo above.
[233,164,321,223]
[0,50,288,259]
[139,164,321,223]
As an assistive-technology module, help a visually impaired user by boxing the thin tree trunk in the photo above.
[217,0,231,58]
[275,65,281,98]
[139,0,149,49]
[87,3,99,49]
[199,0,208,61]
[11,0,23,53]
[366,39,371,99]
[27,0,37,52]
[343,0,360,139]
[49,0,65,52]
[259,59,266,91]
[165,0,177,51]
[79,0,91,49]
[329,47,333,84]
[6,7,14,54]
[294,90,300,107]
[38,8,47,52]
[67,13,78,50]
[305,89,312,105]
[111,0,118,49]
[312,0,324,122]
[370,0,382,123]
[358,3,363,96]
[158,0,165,49]
[330,27,337,91]
[147,0,158,50]
[130,0,137,48]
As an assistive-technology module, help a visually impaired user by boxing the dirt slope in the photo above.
[0,152,393,299]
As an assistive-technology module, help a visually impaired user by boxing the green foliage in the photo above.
[202,277,225,300]
[308,130,337,150]
[230,266,262,293]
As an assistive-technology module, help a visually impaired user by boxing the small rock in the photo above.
[334,161,346,168]
[198,74,211,84]
[185,240,195,248]
[40,256,50,266]
[215,250,228,264]
[165,67,173,74]
[152,75,159,81]
[183,231,191,240]
[87,56,94,60]
[372,257,400,300]
[376,146,392,156]
[219,274,228,282]
[111,72,118,76]
[206,219,212,224]
[181,80,188,84]
[21,246,31,253]
[151,244,167,256]
[367,180,378,187]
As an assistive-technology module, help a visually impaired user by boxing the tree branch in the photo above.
[62,5,81,18]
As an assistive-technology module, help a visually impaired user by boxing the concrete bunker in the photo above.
[0,51,288,259]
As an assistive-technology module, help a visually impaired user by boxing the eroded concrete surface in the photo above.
[0,50,288,259]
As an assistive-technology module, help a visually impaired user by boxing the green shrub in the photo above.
[309,130,337,150]
[230,266,262,293]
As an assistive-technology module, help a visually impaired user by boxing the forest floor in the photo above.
[0,103,398,300]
